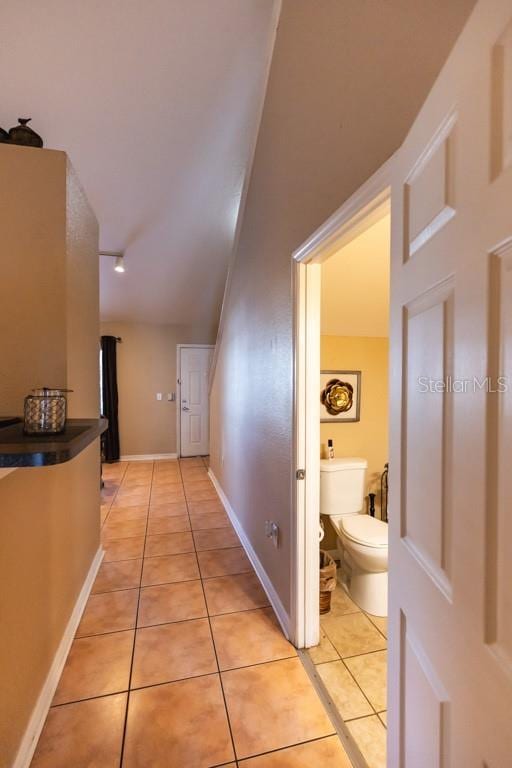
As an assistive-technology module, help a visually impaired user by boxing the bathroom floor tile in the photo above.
[203,572,269,616]
[193,527,240,551]
[222,657,335,759]
[346,715,386,768]
[321,612,387,658]
[344,650,387,712]
[52,631,133,705]
[123,675,234,768]
[189,511,231,530]
[31,693,126,768]
[316,661,373,721]
[238,735,352,767]
[92,559,142,593]
[144,531,194,557]
[146,515,191,535]
[323,586,360,618]
[131,618,217,687]
[138,580,207,626]
[76,589,139,637]
[102,536,145,563]
[141,553,200,586]
[211,607,296,670]
[308,628,340,664]
[197,547,252,578]
[367,613,388,638]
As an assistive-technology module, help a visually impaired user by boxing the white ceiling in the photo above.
[0,0,278,326]
[321,215,390,338]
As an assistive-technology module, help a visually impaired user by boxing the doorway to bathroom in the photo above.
[292,160,392,767]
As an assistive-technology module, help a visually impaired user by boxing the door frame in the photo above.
[290,156,394,648]
[176,344,215,458]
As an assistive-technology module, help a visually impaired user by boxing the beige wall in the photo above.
[0,146,99,766]
[100,321,216,457]
[209,0,476,621]
[320,335,389,548]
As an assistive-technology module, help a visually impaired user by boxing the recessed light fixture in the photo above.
[99,250,125,274]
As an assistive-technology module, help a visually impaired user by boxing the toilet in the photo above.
[320,457,388,617]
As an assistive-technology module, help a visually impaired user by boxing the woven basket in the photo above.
[319,550,337,615]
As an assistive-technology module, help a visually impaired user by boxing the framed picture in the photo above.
[320,370,361,422]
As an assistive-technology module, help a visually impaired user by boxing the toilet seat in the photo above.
[339,515,388,548]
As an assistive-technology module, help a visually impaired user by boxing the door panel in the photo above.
[179,346,212,457]
[389,2,512,764]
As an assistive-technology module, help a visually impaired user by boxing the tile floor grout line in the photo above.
[235,734,350,764]
[117,459,155,768]
[182,458,240,766]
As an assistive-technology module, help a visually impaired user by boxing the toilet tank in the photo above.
[320,457,368,517]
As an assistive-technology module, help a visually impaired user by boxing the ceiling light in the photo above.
[99,250,125,273]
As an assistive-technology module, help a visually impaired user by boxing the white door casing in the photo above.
[388,1,512,764]
[178,345,213,457]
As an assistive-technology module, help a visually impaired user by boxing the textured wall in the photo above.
[100,321,217,456]
[209,0,476,622]
[0,147,100,766]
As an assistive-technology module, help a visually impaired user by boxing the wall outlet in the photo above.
[156,392,162,401]
[265,520,279,548]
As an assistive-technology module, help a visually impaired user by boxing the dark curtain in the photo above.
[101,335,120,462]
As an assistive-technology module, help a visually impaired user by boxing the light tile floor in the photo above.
[31,458,354,768]
[307,583,388,768]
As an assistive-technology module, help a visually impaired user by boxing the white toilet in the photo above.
[320,457,388,617]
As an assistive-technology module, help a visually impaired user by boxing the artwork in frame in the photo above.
[320,370,361,423]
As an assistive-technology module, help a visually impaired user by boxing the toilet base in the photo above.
[338,544,388,617]
[347,569,387,617]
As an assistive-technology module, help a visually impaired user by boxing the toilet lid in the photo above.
[340,515,388,548]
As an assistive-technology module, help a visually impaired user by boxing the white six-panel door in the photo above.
[179,346,213,457]
[388,1,512,764]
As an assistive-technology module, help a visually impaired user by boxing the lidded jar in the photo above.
[23,387,72,435]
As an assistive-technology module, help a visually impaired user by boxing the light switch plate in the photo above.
[156,393,162,401]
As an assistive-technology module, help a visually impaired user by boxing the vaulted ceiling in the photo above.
[0,0,278,326]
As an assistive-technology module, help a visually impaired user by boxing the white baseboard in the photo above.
[208,469,291,640]
[120,452,178,462]
[13,546,104,768]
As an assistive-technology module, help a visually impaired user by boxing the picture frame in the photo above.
[320,370,361,422]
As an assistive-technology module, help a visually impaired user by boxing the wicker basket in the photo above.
[319,550,337,615]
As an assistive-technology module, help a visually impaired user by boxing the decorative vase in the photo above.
[8,118,43,148]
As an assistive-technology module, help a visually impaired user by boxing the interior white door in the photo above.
[389,1,512,765]
[179,346,213,457]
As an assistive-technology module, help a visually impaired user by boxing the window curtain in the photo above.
[100,335,120,462]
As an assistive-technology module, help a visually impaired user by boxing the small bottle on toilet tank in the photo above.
[327,439,335,460]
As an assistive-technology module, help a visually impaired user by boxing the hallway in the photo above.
[30,458,352,767]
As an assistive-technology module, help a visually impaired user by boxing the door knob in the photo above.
[182,406,190,411]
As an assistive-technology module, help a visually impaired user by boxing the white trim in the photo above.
[291,157,393,651]
[120,453,178,462]
[208,468,291,640]
[176,344,215,459]
[293,155,394,265]
[13,546,104,768]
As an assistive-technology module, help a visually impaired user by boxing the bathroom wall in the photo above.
[100,321,217,457]
[0,145,100,767]
[320,335,389,548]
[209,0,477,627]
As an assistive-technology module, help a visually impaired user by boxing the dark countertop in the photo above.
[0,418,108,468]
